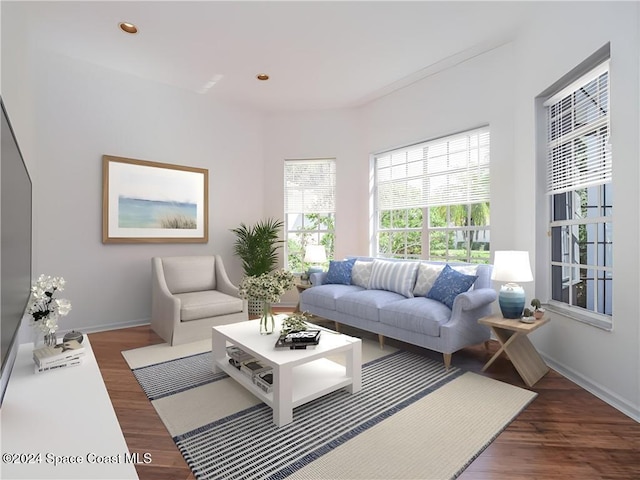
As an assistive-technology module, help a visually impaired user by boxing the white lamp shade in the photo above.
[491,251,533,283]
[304,245,327,264]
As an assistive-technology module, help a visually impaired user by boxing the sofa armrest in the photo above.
[151,258,182,342]
[452,288,497,312]
[310,272,328,286]
[214,255,240,297]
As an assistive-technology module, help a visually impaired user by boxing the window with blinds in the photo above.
[545,60,613,329]
[545,61,611,195]
[375,127,490,210]
[284,159,336,272]
[373,127,491,263]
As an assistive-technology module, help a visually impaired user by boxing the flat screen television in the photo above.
[0,96,33,408]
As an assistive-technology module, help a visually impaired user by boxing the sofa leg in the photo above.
[378,334,385,350]
[443,353,452,370]
[334,321,340,332]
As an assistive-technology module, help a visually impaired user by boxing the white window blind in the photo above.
[284,159,336,213]
[375,127,490,210]
[545,61,611,195]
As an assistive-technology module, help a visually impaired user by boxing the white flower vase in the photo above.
[260,302,275,335]
[44,331,57,347]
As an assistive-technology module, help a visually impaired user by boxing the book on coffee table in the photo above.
[274,330,321,349]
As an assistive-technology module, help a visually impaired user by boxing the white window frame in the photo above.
[544,60,612,330]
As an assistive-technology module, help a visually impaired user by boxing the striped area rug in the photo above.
[125,340,537,480]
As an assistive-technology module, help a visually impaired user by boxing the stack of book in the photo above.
[226,345,254,369]
[32,340,85,374]
[225,345,274,393]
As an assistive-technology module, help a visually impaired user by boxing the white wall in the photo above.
[5,47,266,336]
[512,1,639,420]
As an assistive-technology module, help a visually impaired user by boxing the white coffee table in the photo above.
[212,317,362,427]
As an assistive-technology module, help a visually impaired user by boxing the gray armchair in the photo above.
[151,255,248,345]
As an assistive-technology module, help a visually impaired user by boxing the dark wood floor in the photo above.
[90,315,640,480]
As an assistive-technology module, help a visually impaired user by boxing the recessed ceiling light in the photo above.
[119,22,138,34]
[256,73,270,81]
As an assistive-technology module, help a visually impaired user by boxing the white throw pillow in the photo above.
[413,264,445,297]
[351,260,373,288]
[368,259,419,298]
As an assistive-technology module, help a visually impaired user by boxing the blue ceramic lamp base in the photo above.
[499,283,525,319]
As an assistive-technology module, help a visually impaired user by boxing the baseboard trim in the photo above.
[540,352,639,422]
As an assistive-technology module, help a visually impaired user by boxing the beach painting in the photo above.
[102,155,208,243]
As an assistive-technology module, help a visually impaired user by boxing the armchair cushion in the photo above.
[176,291,244,321]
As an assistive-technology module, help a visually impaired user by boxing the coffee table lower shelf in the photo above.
[215,356,353,410]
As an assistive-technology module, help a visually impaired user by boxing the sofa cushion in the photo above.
[176,290,243,321]
[379,297,452,337]
[336,290,406,322]
[368,259,419,297]
[426,264,478,309]
[325,258,357,285]
[300,284,363,311]
[351,260,373,288]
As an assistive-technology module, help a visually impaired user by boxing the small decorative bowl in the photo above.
[63,330,84,344]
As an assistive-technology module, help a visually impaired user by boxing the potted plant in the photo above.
[230,218,285,277]
[531,298,545,319]
[521,307,535,323]
[231,218,285,315]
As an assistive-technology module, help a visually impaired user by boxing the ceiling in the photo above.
[12,1,540,113]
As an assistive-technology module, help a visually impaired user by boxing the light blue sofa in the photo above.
[299,257,496,369]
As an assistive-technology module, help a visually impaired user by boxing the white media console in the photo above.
[0,337,138,479]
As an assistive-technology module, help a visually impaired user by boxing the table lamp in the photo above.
[304,245,327,275]
[491,251,534,319]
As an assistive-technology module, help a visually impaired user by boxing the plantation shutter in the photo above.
[375,127,490,210]
[545,61,611,195]
[284,159,336,214]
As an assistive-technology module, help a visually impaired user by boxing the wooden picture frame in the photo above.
[102,155,208,243]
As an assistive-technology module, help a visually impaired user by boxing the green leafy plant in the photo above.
[231,218,285,277]
[281,311,310,334]
[531,298,542,311]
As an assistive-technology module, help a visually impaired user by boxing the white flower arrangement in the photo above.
[27,274,72,333]
[238,269,295,304]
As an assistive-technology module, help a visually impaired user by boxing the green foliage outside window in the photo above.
[377,203,490,263]
[287,213,335,273]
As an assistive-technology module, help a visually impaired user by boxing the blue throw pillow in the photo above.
[325,258,357,285]
[426,264,478,309]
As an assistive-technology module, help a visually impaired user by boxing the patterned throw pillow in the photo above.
[413,263,479,296]
[325,258,357,285]
[413,264,445,296]
[368,259,419,298]
[351,260,373,288]
[426,264,478,309]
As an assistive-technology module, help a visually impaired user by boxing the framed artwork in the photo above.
[102,155,208,243]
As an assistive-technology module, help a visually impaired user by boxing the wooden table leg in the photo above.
[483,326,549,387]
